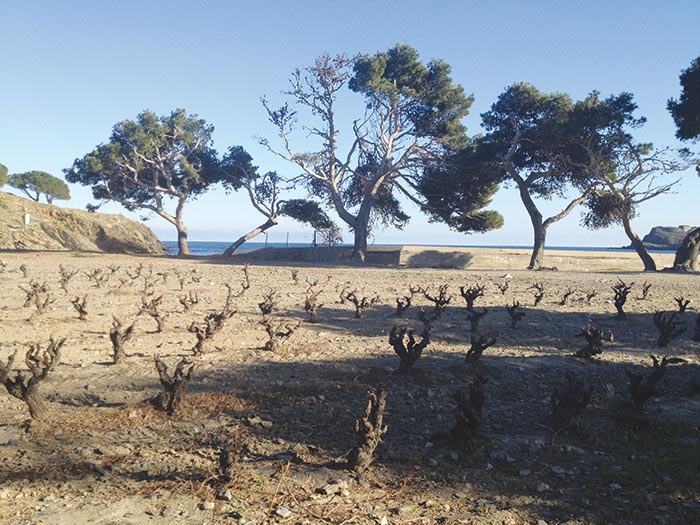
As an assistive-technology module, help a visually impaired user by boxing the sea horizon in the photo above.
[162,240,676,257]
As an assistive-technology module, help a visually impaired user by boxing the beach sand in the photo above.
[0,249,698,524]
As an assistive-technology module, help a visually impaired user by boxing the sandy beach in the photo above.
[0,248,698,524]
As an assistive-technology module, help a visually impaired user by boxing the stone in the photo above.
[217,489,233,501]
[519,469,530,476]
[551,466,565,475]
[536,482,550,492]
[200,501,215,510]
[609,483,622,491]
[246,416,273,429]
[317,479,349,495]
[275,507,292,518]
[489,450,514,462]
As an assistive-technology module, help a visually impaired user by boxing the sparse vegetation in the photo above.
[395,295,412,316]
[459,284,485,312]
[465,335,496,363]
[260,316,302,352]
[626,354,686,415]
[343,290,379,319]
[304,281,324,323]
[188,285,238,355]
[70,294,89,321]
[612,279,633,319]
[20,281,55,317]
[550,373,592,431]
[529,282,545,306]
[347,386,388,472]
[574,324,613,358]
[506,300,526,329]
[653,311,686,347]
[152,355,195,416]
[110,316,137,364]
[389,325,430,375]
[0,253,697,524]
[466,307,488,332]
[0,337,66,420]
[139,295,166,333]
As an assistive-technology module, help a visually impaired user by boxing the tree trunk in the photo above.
[176,226,190,256]
[529,223,548,270]
[351,203,372,263]
[352,225,368,263]
[172,199,189,255]
[622,214,657,271]
[25,384,49,421]
[672,227,700,271]
[512,174,593,270]
[517,183,546,270]
[223,217,278,256]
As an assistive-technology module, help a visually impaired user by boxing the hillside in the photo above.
[0,192,164,254]
[640,225,696,250]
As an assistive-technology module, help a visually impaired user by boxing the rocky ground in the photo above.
[0,251,698,525]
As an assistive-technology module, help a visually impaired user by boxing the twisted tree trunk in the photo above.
[622,213,657,271]
[516,182,547,270]
[350,198,373,263]
[672,227,700,271]
[174,197,190,256]
[223,217,278,256]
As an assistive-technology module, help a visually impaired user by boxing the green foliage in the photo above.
[668,56,700,142]
[419,141,504,233]
[219,146,259,190]
[8,171,70,203]
[349,43,473,149]
[265,44,473,258]
[0,163,8,187]
[65,109,218,212]
[481,82,576,197]
[566,91,645,165]
[280,199,336,230]
[572,91,685,255]
[580,190,629,230]
[341,154,411,230]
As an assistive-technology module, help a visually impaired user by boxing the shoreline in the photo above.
[0,245,679,273]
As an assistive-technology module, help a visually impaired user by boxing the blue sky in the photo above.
[1,0,698,247]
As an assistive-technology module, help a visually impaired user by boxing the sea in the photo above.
[162,241,676,257]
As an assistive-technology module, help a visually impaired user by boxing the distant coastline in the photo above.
[162,240,676,257]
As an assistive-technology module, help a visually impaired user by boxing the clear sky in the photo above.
[1,0,698,247]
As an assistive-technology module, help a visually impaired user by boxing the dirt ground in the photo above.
[0,250,698,525]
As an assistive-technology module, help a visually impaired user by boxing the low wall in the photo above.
[231,245,677,272]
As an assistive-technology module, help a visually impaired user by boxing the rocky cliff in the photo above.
[0,192,164,254]
[640,225,696,250]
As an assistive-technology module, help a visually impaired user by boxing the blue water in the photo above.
[163,240,676,257]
